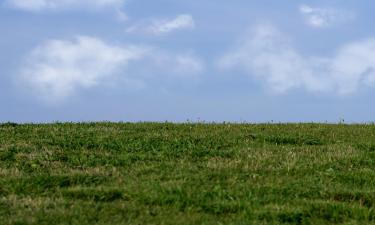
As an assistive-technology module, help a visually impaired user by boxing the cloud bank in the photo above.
[21,36,146,102]
[299,5,354,28]
[5,0,125,12]
[126,14,195,35]
[218,24,375,95]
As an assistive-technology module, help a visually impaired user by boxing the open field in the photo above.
[1,123,375,224]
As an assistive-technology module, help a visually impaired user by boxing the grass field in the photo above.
[1,122,375,224]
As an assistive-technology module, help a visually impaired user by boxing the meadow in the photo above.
[1,122,375,224]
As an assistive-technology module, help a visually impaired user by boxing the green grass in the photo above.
[1,122,375,224]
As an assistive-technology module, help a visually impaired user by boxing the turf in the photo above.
[1,122,375,224]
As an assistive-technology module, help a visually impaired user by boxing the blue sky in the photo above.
[1,0,375,123]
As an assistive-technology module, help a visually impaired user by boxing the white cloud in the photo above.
[21,36,147,102]
[218,24,375,95]
[5,0,125,12]
[126,14,195,35]
[174,54,204,74]
[20,36,204,103]
[115,9,128,22]
[146,51,204,77]
[299,5,354,28]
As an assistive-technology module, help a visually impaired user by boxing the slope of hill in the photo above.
[1,123,375,224]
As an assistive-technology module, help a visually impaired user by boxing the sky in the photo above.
[1,0,375,123]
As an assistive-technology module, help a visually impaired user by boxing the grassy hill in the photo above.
[1,122,375,224]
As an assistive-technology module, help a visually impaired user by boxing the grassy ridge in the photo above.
[1,123,375,224]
